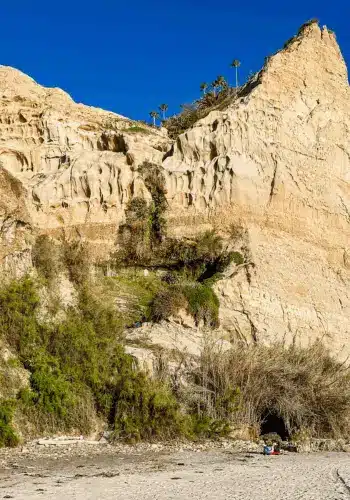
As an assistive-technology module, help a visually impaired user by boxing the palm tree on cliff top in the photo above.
[158,104,168,120]
[200,82,208,95]
[216,75,227,92]
[230,59,241,87]
[149,111,159,126]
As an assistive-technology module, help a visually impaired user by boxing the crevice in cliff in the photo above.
[237,288,258,343]
[339,196,350,223]
[162,143,174,162]
[269,157,278,204]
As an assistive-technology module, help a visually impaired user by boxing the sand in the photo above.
[1,446,350,499]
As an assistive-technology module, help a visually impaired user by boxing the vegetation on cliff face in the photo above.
[0,399,19,447]
[0,277,189,442]
[0,273,237,444]
[1,184,245,444]
[163,84,240,140]
[1,243,350,445]
[114,162,241,328]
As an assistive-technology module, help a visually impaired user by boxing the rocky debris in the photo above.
[1,436,350,473]
[0,438,265,469]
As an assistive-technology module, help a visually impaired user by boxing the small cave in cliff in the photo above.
[260,410,290,441]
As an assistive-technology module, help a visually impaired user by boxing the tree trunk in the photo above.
[236,67,238,88]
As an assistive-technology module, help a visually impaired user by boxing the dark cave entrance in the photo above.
[260,410,290,441]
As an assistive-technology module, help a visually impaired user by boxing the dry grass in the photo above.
[187,341,350,439]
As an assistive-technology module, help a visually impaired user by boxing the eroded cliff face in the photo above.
[0,22,349,355]
[0,66,170,258]
[162,23,350,354]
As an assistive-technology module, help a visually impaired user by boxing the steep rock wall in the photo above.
[0,22,349,355]
[162,24,350,353]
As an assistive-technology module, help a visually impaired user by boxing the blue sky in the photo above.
[1,1,349,121]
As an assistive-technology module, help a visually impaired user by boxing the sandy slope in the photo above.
[1,449,350,499]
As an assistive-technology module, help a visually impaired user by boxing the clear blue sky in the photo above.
[1,1,349,121]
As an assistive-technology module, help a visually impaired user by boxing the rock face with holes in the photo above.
[0,22,349,356]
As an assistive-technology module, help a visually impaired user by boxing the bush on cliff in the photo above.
[0,278,190,439]
[0,399,19,448]
[191,342,350,439]
[63,240,91,285]
[112,358,189,441]
[32,235,63,283]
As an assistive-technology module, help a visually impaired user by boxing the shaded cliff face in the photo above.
[0,22,349,354]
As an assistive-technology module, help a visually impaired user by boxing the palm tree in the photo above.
[158,104,168,120]
[211,79,219,97]
[230,59,241,87]
[149,111,159,126]
[216,75,227,92]
[200,82,208,95]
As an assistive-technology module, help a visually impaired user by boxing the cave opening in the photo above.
[260,410,290,441]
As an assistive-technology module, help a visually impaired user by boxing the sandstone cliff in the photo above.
[0,22,349,356]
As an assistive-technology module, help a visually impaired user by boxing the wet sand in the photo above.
[1,446,350,499]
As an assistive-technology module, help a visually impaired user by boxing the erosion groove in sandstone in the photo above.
[0,21,348,359]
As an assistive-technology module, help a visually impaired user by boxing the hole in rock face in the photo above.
[209,142,218,161]
[260,410,290,441]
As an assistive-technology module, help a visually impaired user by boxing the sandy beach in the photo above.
[1,444,350,499]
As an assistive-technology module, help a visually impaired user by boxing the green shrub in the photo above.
[150,282,219,327]
[17,382,95,436]
[0,399,19,448]
[181,283,219,327]
[125,198,150,224]
[0,278,41,356]
[163,88,238,139]
[298,18,319,35]
[190,415,231,439]
[27,357,76,419]
[106,270,163,325]
[63,240,90,285]
[150,287,187,322]
[231,251,244,266]
[138,162,167,244]
[0,279,117,435]
[195,230,223,260]
[113,368,188,441]
[161,231,235,281]
[32,235,63,282]
[117,198,153,265]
